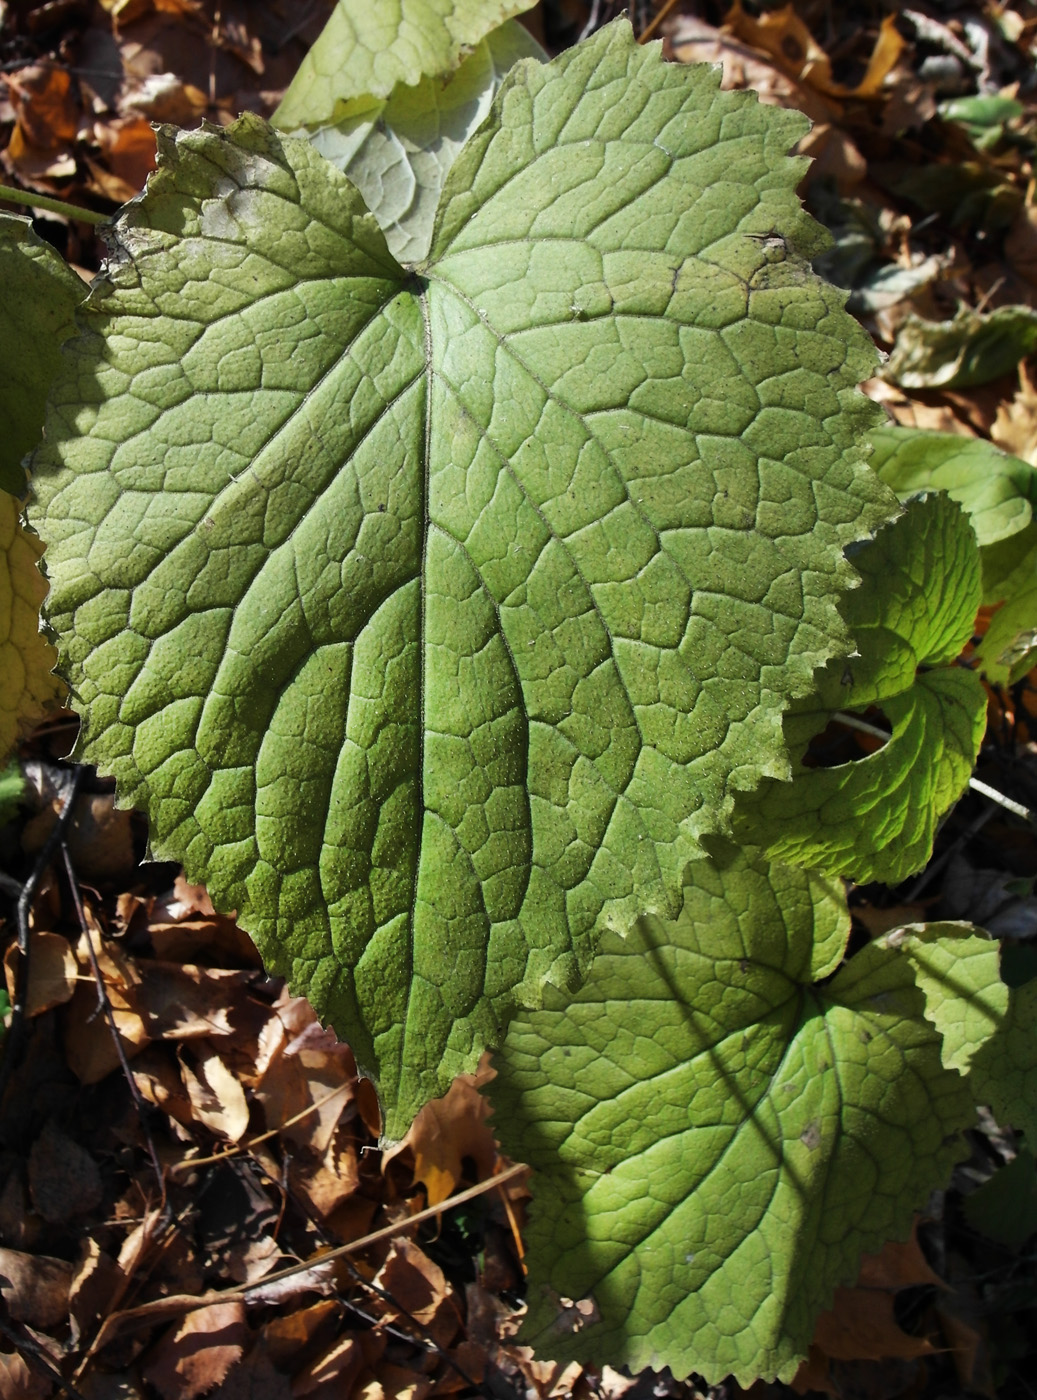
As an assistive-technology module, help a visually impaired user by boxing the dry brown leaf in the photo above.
[383,1064,497,1207]
[0,1351,51,1400]
[255,1045,355,1155]
[69,1239,123,1344]
[722,2,905,100]
[290,1140,361,1220]
[293,1334,385,1400]
[375,1238,460,1351]
[3,931,77,1016]
[141,1301,248,1400]
[0,1246,73,1329]
[134,962,253,1040]
[800,1224,944,1375]
[262,1299,340,1370]
[7,65,80,149]
[180,1046,250,1142]
[23,789,136,885]
[667,14,835,123]
[64,927,150,1084]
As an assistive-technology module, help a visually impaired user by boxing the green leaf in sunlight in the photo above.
[30,22,892,1135]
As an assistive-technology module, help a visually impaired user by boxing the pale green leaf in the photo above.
[490,846,973,1384]
[868,425,1037,549]
[975,583,1037,683]
[0,214,87,496]
[30,22,892,1136]
[971,978,1037,1145]
[291,21,544,263]
[274,0,539,127]
[737,495,987,883]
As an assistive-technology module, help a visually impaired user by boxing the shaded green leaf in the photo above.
[30,22,892,1136]
[490,846,973,1384]
[0,214,87,496]
[286,20,544,263]
[274,0,539,127]
[963,1150,1037,1248]
[737,495,986,883]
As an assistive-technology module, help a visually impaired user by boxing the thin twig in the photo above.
[0,766,83,1105]
[61,842,166,1192]
[638,0,681,43]
[89,1161,529,1348]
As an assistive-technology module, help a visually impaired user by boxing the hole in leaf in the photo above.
[802,707,892,769]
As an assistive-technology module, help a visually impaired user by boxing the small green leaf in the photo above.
[0,757,25,825]
[274,0,539,127]
[31,22,893,1135]
[0,214,87,496]
[288,20,545,262]
[866,425,1037,683]
[490,846,974,1384]
[885,305,1037,390]
[737,495,987,883]
[868,426,1037,548]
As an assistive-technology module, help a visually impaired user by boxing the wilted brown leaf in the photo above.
[376,1238,461,1351]
[28,1121,104,1226]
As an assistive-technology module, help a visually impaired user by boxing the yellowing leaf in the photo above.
[0,491,64,760]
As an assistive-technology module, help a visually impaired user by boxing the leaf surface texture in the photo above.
[31,23,891,1133]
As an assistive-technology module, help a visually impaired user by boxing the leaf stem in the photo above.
[0,181,109,226]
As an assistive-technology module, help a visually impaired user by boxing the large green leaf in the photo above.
[737,495,986,883]
[274,0,539,127]
[0,214,87,496]
[30,21,892,1136]
[287,21,544,263]
[490,846,974,1383]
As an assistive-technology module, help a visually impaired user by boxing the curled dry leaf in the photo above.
[180,1047,250,1142]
